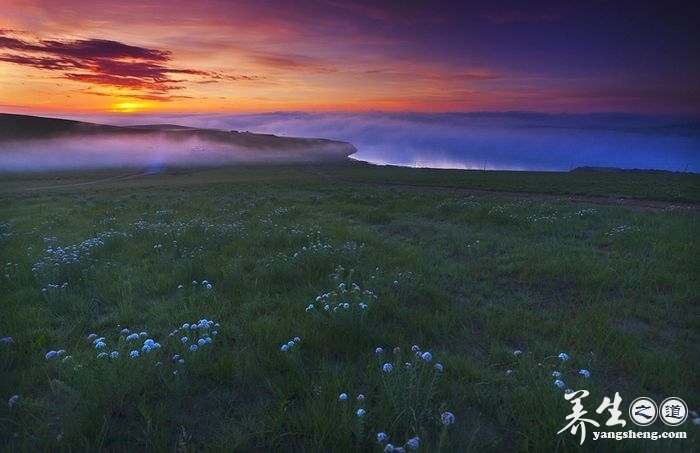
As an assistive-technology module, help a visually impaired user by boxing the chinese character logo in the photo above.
[558,390,600,445]
[659,397,688,426]
[628,397,658,426]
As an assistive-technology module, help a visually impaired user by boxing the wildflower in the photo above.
[180,336,189,344]
[139,331,147,338]
[8,394,19,407]
[554,379,566,388]
[182,323,190,330]
[177,284,184,290]
[356,408,366,417]
[404,362,412,369]
[189,344,198,352]
[280,344,289,352]
[565,389,574,394]
[393,347,401,355]
[579,369,591,378]
[411,345,420,352]
[377,432,389,442]
[323,304,330,311]
[126,333,139,342]
[406,436,419,450]
[202,280,209,285]
[306,304,314,312]
[342,302,350,310]
[143,339,155,348]
[110,351,119,359]
[513,349,523,357]
[338,393,348,401]
[87,333,97,341]
[178,358,185,365]
[97,352,108,359]
[359,302,368,310]
[441,411,456,425]
[552,371,562,378]
[375,347,384,354]
[293,337,301,343]
[287,341,295,348]
[197,338,206,347]
[130,350,139,358]
[61,355,73,363]
[421,351,433,361]
[558,352,569,361]
[45,350,58,360]
[385,444,396,452]
[192,280,198,285]
[434,363,444,372]
[506,369,514,376]
[56,349,66,356]
[205,284,213,290]
[1,336,15,344]
[382,363,393,373]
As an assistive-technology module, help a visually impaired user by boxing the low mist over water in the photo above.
[4,112,700,172]
[101,111,700,172]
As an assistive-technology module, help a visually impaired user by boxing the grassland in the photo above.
[1,163,699,452]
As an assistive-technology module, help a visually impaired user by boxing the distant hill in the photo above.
[0,113,357,170]
[570,166,681,174]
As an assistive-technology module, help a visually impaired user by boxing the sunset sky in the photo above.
[1,0,698,115]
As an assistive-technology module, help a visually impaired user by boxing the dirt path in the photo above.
[7,170,151,192]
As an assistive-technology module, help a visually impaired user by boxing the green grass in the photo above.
[1,163,699,451]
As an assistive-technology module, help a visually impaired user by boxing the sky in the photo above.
[1,0,699,115]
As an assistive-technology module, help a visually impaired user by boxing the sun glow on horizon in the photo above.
[109,101,148,113]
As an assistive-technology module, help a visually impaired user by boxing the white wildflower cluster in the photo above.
[40,282,69,295]
[41,320,219,374]
[178,279,214,291]
[508,349,591,393]
[605,224,638,237]
[376,410,455,451]
[279,336,301,352]
[305,280,377,315]
[3,261,19,280]
[169,319,219,354]
[378,344,444,373]
[31,231,129,273]
[376,433,421,452]
[0,221,13,239]
[337,391,367,418]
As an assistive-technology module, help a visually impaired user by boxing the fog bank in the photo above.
[95,111,700,173]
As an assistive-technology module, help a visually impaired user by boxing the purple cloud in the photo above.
[0,31,258,97]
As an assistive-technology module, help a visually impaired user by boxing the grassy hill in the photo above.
[0,113,357,167]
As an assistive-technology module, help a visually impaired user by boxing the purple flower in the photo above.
[441,411,456,425]
[8,394,20,407]
[554,379,566,388]
[382,363,393,373]
[406,436,419,450]
[421,351,432,361]
[579,369,591,378]
[377,432,389,442]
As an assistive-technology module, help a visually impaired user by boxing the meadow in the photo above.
[1,163,699,451]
